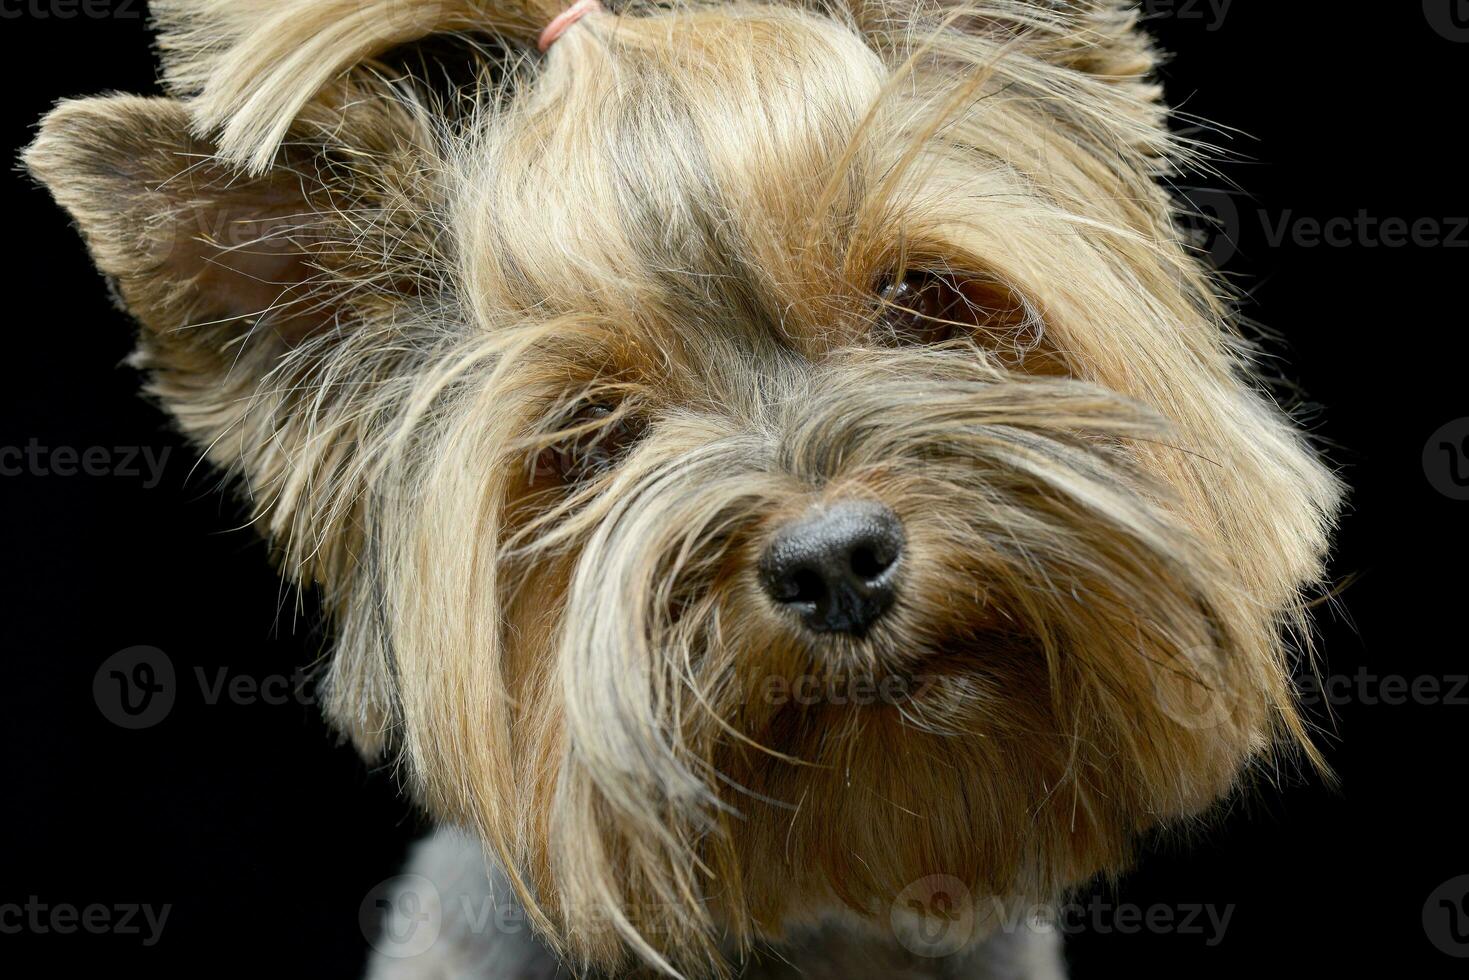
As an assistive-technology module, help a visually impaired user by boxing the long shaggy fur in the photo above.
[26,1,1341,976]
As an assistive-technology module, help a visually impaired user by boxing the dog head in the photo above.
[27,0,1340,973]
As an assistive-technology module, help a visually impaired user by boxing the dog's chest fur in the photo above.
[365,830,1066,980]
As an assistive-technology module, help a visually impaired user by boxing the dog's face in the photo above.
[28,0,1340,973]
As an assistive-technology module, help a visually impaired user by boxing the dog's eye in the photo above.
[874,271,966,346]
[543,403,645,483]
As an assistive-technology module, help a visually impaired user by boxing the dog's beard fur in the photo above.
[393,350,1311,974]
[25,0,1341,975]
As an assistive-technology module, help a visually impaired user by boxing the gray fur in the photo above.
[365,829,1067,980]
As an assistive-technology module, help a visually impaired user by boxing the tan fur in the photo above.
[25,1,1341,976]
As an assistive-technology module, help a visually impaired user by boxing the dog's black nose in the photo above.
[760,501,904,636]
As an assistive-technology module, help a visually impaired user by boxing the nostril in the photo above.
[848,542,893,582]
[779,566,827,605]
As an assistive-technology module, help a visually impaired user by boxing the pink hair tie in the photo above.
[538,0,602,52]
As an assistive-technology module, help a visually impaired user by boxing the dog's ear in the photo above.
[838,0,1168,162]
[24,94,438,568]
[26,94,438,756]
[26,97,340,351]
[848,0,1162,97]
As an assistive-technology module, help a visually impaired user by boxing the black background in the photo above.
[2,2,1465,975]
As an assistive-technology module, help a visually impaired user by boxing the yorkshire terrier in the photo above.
[26,1,1341,976]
